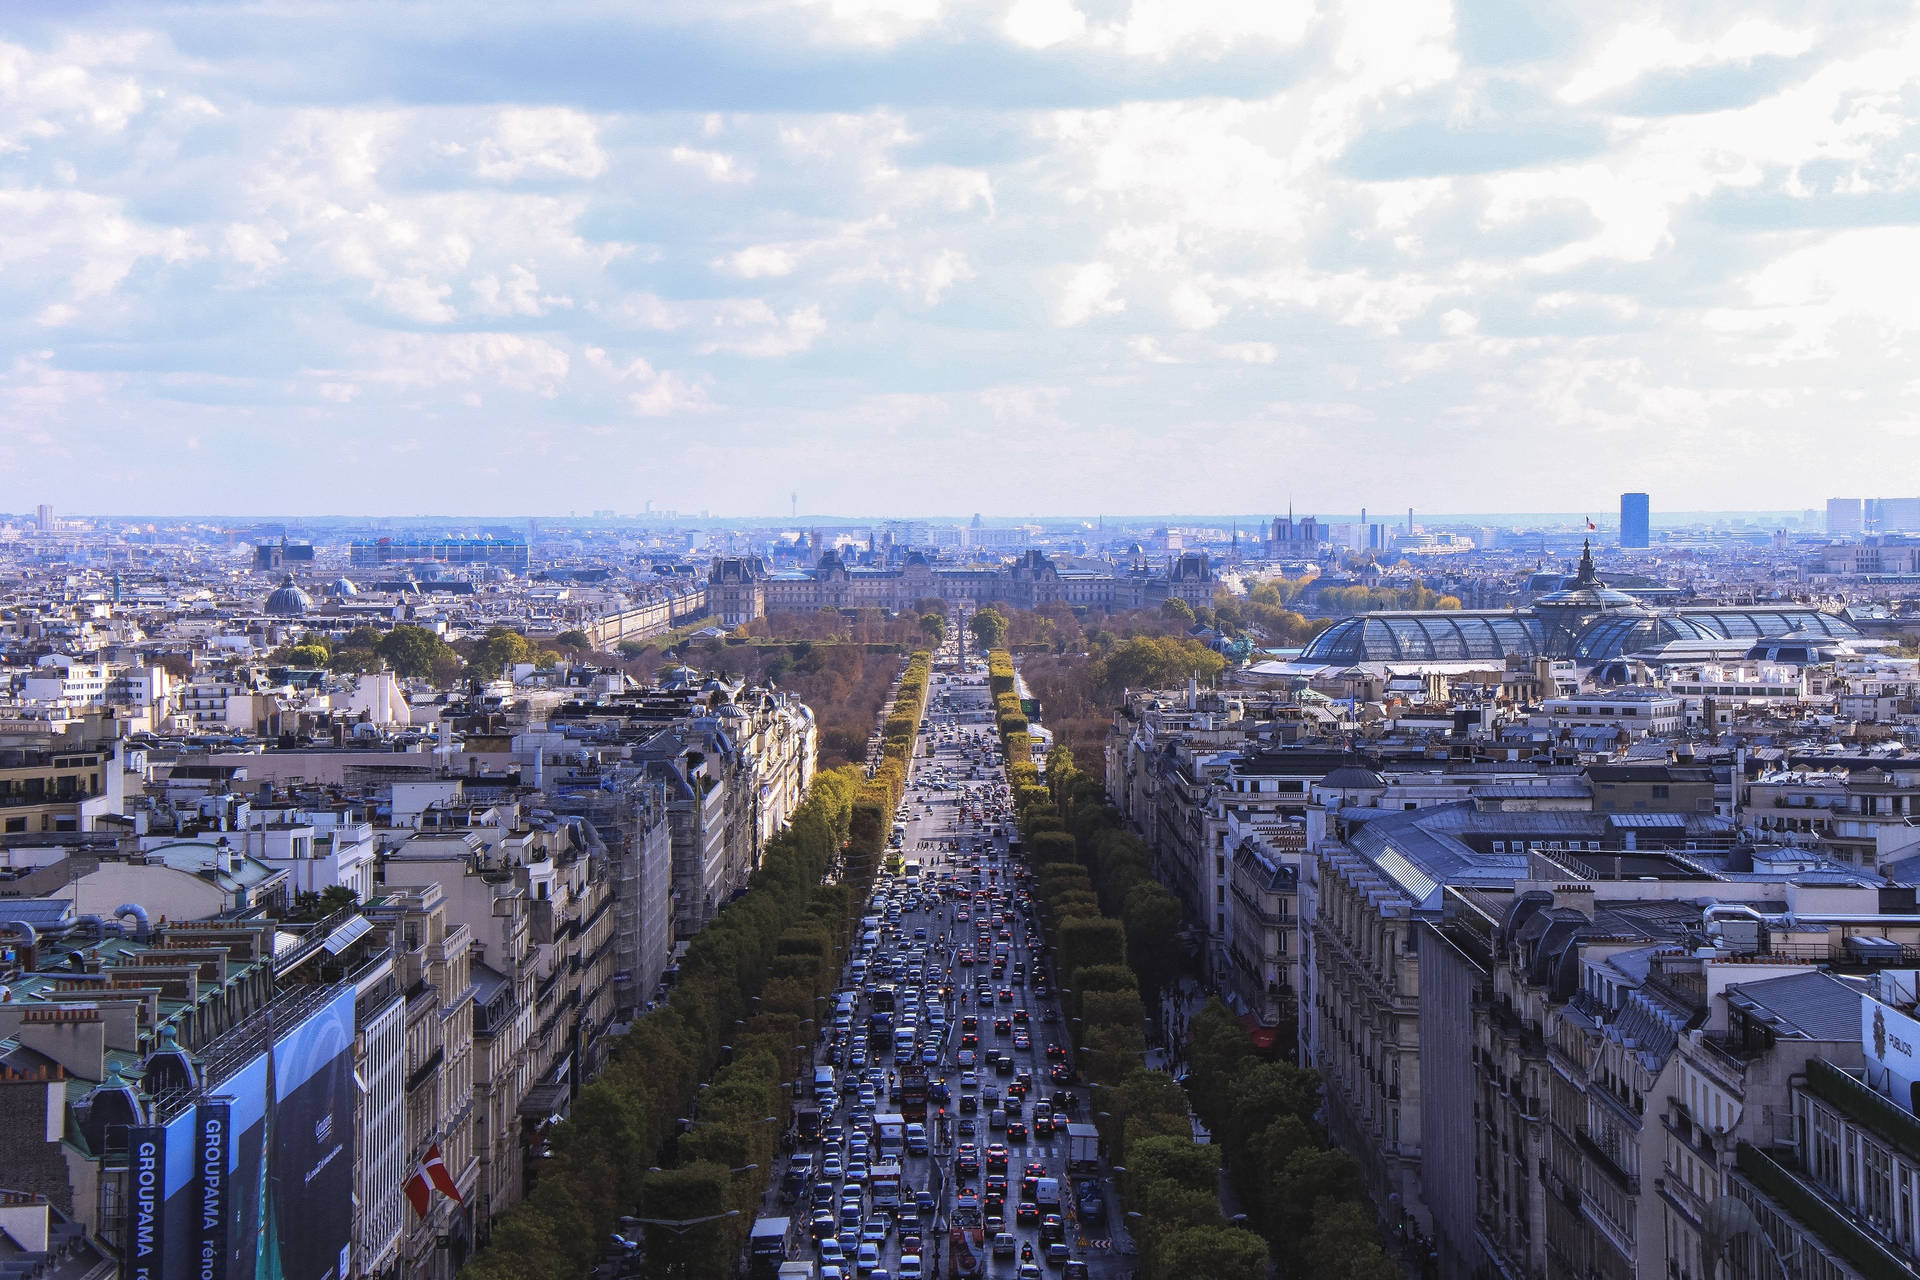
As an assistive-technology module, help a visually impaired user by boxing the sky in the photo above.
[3,1,1919,519]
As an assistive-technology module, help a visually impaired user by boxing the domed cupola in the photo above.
[75,1061,148,1152]
[263,573,313,617]
[139,1024,199,1098]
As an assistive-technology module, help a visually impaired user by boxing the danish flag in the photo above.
[404,1144,464,1217]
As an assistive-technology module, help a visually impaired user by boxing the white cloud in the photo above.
[1168,280,1222,330]
[1055,262,1124,326]
[10,1,1920,513]
[1003,0,1085,51]
[1560,18,1819,104]
[475,108,608,181]
[698,303,827,357]
[717,245,798,278]
[670,144,752,183]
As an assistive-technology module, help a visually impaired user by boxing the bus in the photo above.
[749,1216,793,1279]
[901,1070,929,1121]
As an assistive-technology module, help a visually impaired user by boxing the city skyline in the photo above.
[5,3,1920,514]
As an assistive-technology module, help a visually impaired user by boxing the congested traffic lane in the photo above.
[771,639,1121,1280]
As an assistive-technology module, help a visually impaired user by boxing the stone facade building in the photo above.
[709,547,1218,624]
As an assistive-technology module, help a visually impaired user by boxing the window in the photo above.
[1862,1143,1893,1226]
[1810,1106,1841,1189]
[1652,785,1669,800]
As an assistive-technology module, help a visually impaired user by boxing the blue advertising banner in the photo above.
[124,1124,167,1280]
[196,1099,232,1280]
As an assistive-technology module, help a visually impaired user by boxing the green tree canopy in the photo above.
[970,607,1008,651]
[1154,1226,1268,1280]
[470,626,541,678]
[1089,635,1225,697]
[376,625,459,680]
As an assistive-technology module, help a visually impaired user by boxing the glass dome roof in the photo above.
[1300,612,1545,663]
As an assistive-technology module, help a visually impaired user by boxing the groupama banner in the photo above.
[121,987,356,1280]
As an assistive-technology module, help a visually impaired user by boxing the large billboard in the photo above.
[126,986,357,1280]
[122,1106,200,1280]
[217,985,357,1280]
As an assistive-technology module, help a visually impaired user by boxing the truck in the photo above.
[748,1216,793,1279]
[868,1161,905,1216]
[777,1262,817,1280]
[873,1113,907,1161]
[1064,1123,1100,1172]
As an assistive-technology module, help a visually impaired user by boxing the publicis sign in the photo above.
[125,1125,168,1280]
[197,1100,231,1280]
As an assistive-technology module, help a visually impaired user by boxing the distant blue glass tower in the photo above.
[1620,492,1650,548]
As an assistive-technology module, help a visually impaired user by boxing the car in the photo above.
[862,1219,890,1245]
[1024,1162,1048,1182]
[1016,1199,1040,1224]
[1042,1008,1060,1024]
[956,1049,977,1068]
[986,1143,1009,1172]
[1018,1264,1043,1280]
[898,1255,924,1280]
[1031,1113,1052,1138]
[1049,1063,1075,1085]
[818,1239,847,1265]
[811,1211,837,1240]
[1075,1183,1105,1223]
[955,1146,980,1176]
[960,1032,980,1050]
[821,1154,845,1179]
[1006,1119,1028,1142]
[989,1108,1007,1131]
[1044,1043,1068,1061]
[1045,1242,1072,1267]
[994,1017,1012,1036]
[856,1242,882,1275]
[959,1092,978,1114]
[1013,1033,1032,1051]
[839,1224,862,1252]
[1064,1262,1090,1280]
[1040,1215,1065,1243]
[999,989,1015,1004]
[992,1233,1018,1259]
[846,1160,870,1183]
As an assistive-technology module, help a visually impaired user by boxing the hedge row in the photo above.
[461,653,935,1280]
[1020,660,1399,1280]
[984,651,1267,1280]
[851,650,932,879]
